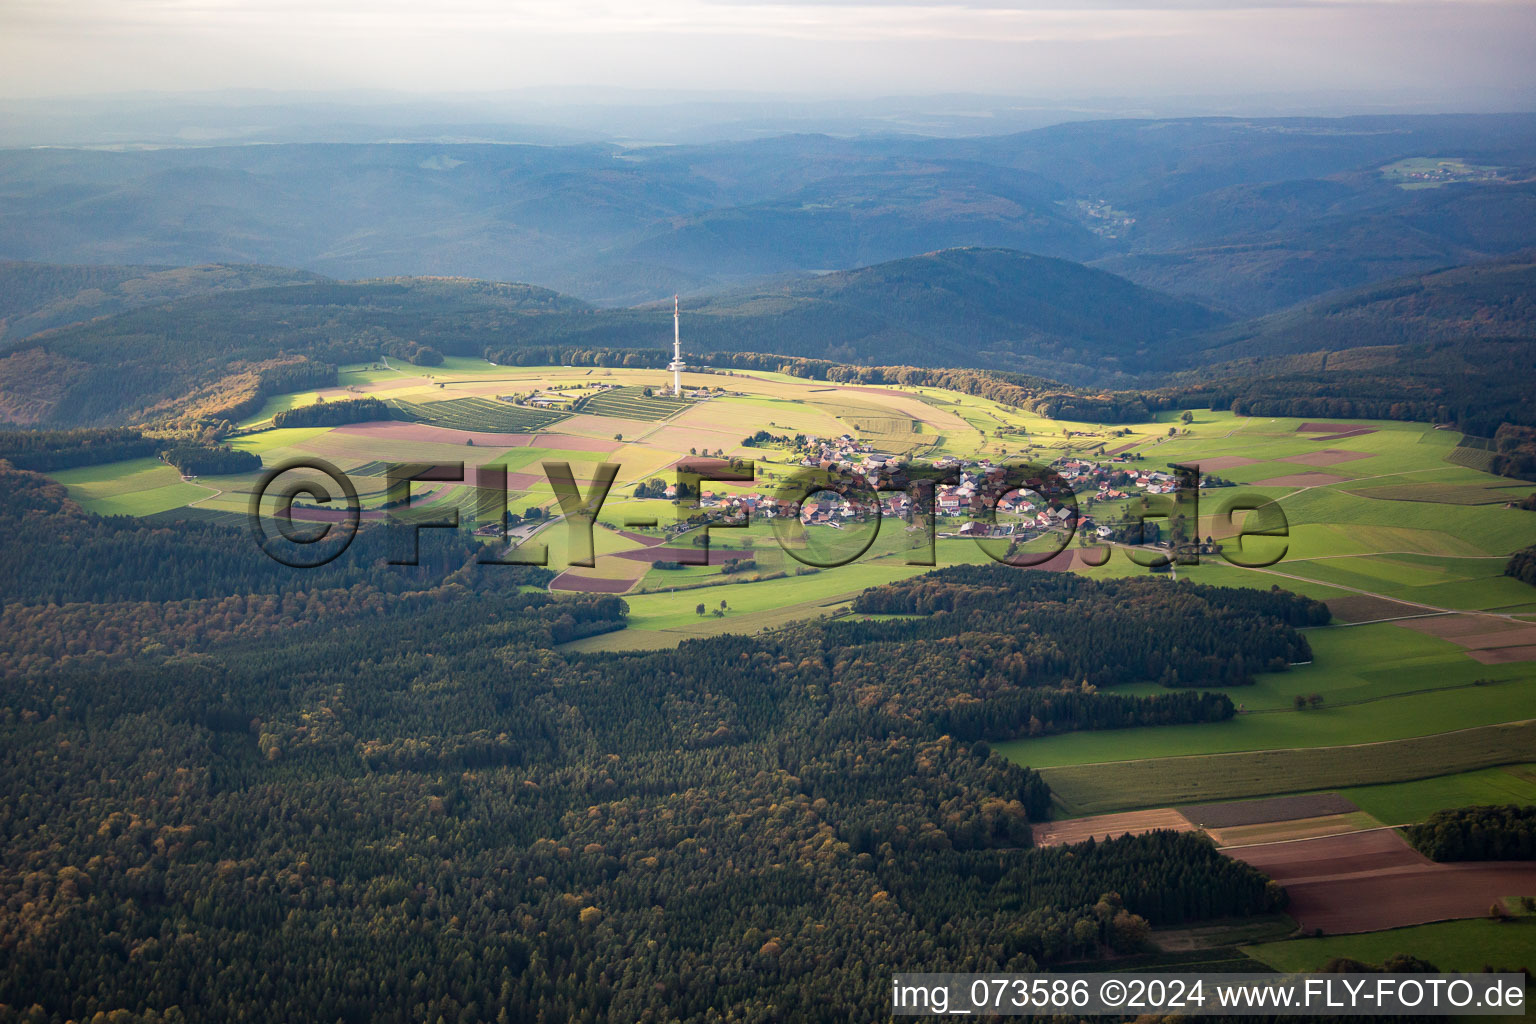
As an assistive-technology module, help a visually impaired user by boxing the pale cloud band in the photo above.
[0,0,1532,100]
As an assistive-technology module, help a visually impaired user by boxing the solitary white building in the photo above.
[669,294,686,395]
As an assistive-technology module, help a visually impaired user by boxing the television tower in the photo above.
[668,294,686,395]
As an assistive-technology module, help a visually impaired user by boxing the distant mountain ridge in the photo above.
[2,113,1534,309]
[0,261,325,342]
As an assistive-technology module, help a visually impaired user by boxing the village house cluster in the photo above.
[657,436,1206,545]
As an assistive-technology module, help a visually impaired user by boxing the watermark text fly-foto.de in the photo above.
[248,456,1290,570]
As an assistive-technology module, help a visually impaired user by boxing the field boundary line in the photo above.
[1222,562,1533,625]
[1040,717,1536,770]
[1237,674,1519,714]
[1216,823,1412,851]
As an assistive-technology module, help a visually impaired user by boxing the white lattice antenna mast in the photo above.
[669,294,686,395]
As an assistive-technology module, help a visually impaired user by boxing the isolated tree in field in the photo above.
[695,603,706,615]
[1307,693,1324,708]
[1181,411,1194,424]
[1294,695,1307,710]
[719,599,728,610]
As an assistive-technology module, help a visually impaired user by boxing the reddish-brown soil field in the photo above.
[1400,614,1522,639]
[1398,615,1536,663]
[1006,548,1083,572]
[1180,793,1359,829]
[1032,809,1195,847]
[1227,829,1536,934]
[1280,864,1536,933]
[613,545,756,565]
[1325,594,1428,623]
[1231,827,1421,878]
[1470,645,1536,665]
[1454,627,1536,651]
[1254,471,1351,487]
[548,573,637,593]
[1281,449,1373,467]
[1296,423,1379,441]
[611,529,666,547]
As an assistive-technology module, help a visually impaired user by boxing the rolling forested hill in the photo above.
[6,242,1536,430]
[0,276,589,426]
[684,247,1224,374]
[1189,255,1536,363]
[0,248,1220,425]
[0,261,325,341]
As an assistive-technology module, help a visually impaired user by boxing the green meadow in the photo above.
[1338,764,1536,824]
[51,457,216,516]
[1246,918,1536,973]
[997,623,1536,770]
[1034,721,1536,816]
[618,561,923,631]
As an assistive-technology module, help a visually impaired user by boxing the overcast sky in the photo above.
[2,0,1534,106]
